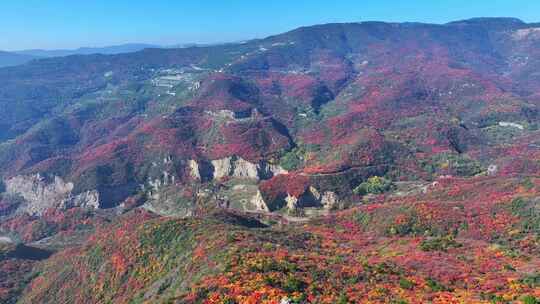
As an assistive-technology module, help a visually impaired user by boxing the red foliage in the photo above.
[209,118,291,162]
[259,173,311,201]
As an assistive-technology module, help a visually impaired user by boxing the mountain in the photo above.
[14,43,160,57]
[0,50,38,67]
[1,18,540,303]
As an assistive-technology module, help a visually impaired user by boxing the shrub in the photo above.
[452,157,483,176]
[520,273,540,287]
[425,278,450,292]
[282,275,306,293]
[480,293,505,303]
[223,298,237,304]
[420,236,462,252]
[430,153,483,177]
[337,293,349,304]
[399,277,415,290]
[522,295,539,304]
[522,178,534,190]
[279,147,306,171]
[353,176,393,195]
[510,198,540,233]
[249,258,297,273]
[354,211,372,227]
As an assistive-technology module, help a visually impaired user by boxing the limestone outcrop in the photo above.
[64,190,100,210]
[250,190,269,212]
[4,174,100,216]
[285,194,299,210]
[212,157,260,180]
[320,191,338,210]
[253,185,340,213]
[189,156,287,181]
[188,159,201,180]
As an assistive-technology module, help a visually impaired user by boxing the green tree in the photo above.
[522,295,538,304]
[353,176,393,195]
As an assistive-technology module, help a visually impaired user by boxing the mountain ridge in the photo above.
[13,43,160,57]
[0,50,39,68]
[12,42,227,58]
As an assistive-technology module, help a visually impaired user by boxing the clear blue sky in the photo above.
[1,0,539,51]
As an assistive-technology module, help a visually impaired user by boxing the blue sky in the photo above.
[1,0,539,51]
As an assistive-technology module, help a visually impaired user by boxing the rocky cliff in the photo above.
[4,174,100,216]
[256,185,340,213]
[190,156,288,181]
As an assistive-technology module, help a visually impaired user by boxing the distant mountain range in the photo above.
[0,51,39,68]
[13,43,160,58]
[0,43,215,68]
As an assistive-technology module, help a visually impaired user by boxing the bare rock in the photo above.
[487,164,498,176]
[285,194,299,210]
[320,191,338,210]
[309,186,321,201]
[188,159,201,180]
[65,190,100,209]
[190,156,288,181]
[4,174,100,216]
[251,190,269,212]
[212,157,259,180]
[0,236,13,244]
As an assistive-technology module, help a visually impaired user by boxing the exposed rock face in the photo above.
[498,121,525,130]
[487,164,499,176]
[320,191,338,210]
[251,190,269,212]
[285,194,298,210]
[260,164,288,179]
[4,174,100,216]
[144,171,176,201]
[5,174,73,215]
[254,185,340,213]
[309,186,321,200]
[205,110,236,119]
[513,27,540,40]
[190,156,288,181]
[142,192,195,218]
[188,159,201,180]
[140,175,195,218]
[212,157,259,180]
[0,236,13,244]
[187,159,214,182]
[65,190,100,210]
[205,108,261,121]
